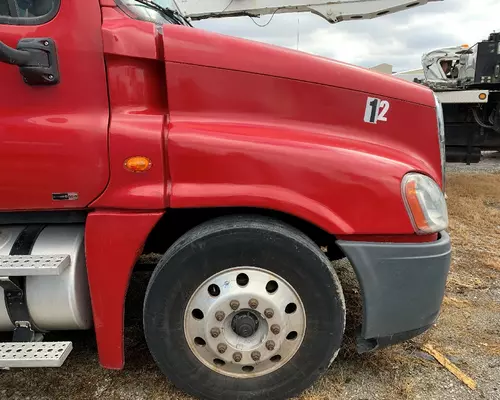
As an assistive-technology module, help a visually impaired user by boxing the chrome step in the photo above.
[0,255,70,276]
[0,341,72,368]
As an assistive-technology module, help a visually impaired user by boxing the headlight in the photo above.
[402,173,448,234]
[434,93,446,189]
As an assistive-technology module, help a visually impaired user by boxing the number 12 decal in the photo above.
[364,97,390,124]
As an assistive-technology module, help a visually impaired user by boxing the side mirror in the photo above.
[0,38,59,85]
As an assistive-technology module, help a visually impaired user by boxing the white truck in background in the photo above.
[395,32,500,163]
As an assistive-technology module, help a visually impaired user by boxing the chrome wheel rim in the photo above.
[184,266,306,378]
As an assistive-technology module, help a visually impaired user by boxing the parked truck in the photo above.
[0,1,450,399]
[395,32,500,163]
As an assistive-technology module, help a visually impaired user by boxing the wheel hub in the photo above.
[231,311,259,338]
[184,267,306,379]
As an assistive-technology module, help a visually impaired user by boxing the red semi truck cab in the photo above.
[0,1,450,399]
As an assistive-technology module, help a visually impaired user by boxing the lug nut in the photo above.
[217,343,227,354]
[211,328,221,338]
[264,308,274,318]
[270,324,280,335]
[233,352,242,362]
[215,311,225,321]
[248,298,259,309]
[230,300,240,310]
[251,351,261,361]
[266,340,275,351]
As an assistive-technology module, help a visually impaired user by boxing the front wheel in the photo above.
[144,216,346,400]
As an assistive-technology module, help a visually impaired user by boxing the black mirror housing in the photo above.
[0,38,59,85]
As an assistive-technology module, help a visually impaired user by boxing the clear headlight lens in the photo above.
[402,173,448,234]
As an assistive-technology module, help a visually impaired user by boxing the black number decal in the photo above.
[369,98,378,123]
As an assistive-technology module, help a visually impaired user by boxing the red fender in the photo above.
[85,211,163,369]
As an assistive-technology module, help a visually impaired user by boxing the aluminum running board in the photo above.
[0,341,73,368]
[0,255,70,276]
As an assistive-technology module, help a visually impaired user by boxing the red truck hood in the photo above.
[161,24,444,235]
[162,25,434,107]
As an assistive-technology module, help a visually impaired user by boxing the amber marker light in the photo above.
[124,156,152,172]
[479,93,487,101]
[404,179,431,232]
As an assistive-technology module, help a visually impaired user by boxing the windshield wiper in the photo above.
[134,0,192,26]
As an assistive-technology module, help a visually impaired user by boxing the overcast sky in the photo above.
[194,0,500,72]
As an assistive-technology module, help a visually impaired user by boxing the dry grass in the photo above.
[0,173,499,400]
[446,174,500,276]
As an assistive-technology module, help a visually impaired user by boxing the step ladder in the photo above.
[0,342,73,368]
[0,255,70,276]
[0,254,73,368]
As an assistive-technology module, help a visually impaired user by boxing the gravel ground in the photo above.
[446,152,500,174]
[0,172,499,400]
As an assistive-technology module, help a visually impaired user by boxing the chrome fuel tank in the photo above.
[0,225,92,331]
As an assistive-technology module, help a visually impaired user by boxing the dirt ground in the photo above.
[0,171,499,400]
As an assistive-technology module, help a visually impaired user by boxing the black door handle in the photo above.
[0,38,60,85]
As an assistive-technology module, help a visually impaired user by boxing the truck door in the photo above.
[0,0,109,211]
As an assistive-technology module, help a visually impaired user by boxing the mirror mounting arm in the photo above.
[0,38,59,85]
[0,41,31,66]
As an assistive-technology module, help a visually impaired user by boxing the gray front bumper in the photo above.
[337,231,451,351]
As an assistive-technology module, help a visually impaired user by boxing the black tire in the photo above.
[143,215,345,400]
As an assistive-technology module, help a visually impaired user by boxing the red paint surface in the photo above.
[162,26,442,235]
[90,10,169,209]
[336,233,439,243]
[100,7,161,60]
[163,25,435,107]
[85,211,163,369]
[0,1,109,210]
